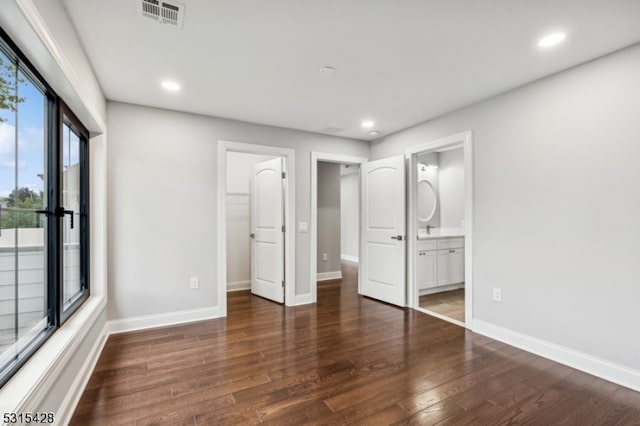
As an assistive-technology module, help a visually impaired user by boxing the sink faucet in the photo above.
[426,225,432,234]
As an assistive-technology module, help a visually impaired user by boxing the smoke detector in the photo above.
[138,0,185,28]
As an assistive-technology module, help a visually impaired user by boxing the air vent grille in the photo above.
[138,0,185,28]
[319,126,345,135]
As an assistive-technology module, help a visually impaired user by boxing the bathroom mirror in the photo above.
[417,179,437,222]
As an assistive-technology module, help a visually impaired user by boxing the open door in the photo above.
[250,157,285,303]
[360,155,406,306]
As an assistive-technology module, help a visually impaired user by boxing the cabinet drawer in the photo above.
[417,240,437,251]
[437,238,464,250]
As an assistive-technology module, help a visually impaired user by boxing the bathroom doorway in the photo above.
[405,132,473,327]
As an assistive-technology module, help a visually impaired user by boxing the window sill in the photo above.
[0,294,106,414]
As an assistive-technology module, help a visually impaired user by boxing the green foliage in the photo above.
[0,57,25,123]
[5,187,40,207]
[1,187,44,229]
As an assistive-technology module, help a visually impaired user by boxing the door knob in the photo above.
[390,235,403,241]
[249,233,255,239]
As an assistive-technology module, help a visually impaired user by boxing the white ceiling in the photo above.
[61,0,640,141]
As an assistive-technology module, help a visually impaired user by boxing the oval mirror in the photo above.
[417,179,437,222]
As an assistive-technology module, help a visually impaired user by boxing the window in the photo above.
[0,29,90,387]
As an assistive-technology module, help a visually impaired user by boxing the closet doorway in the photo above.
[217,141,296,315]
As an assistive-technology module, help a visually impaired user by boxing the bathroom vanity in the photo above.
[415,150,465,295]
[416,231,464,292]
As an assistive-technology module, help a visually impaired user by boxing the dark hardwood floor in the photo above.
[72,263,640,425]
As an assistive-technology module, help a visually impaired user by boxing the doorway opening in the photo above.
[217,141,296,316]
[405,131,473,328]
[310,153,367,304]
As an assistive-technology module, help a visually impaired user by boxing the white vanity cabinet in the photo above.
[417,241,437,289]
[417,237,464,291]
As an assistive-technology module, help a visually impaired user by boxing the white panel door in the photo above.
[360,155,406,306]
[250,157,284,303]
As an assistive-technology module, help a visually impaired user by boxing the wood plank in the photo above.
[70,262,640,424]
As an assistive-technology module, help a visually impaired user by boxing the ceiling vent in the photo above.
[319,126,345,135]
[138,0,185,28]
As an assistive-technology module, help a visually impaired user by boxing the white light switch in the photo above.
[298,222,308,232]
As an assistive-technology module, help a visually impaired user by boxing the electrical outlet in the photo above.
[298,222,308,232]
[322,253,328,261]
[190,277,199,290]
[492,287,502,302]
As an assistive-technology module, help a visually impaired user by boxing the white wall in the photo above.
[29,0,106,130]
[371,44,640,374]
[317,162,341,275]
[107,101,369,320]
[226,152,277,194]
[340,172,359,261]
[226,152,275,289]
[438,148,464,228]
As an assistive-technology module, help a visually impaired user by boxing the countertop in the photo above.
[417,228,464,240]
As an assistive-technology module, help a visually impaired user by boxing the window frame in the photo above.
[58,102,90,324]
[0,27,90,388]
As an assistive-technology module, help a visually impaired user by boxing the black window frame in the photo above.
[58,103,90,324]
[0,27,91,388]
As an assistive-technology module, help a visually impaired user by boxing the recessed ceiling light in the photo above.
[319,66,336,77]
[538,32,566,48]
[161,80,180,91]
[368,130,380,137]
[361,120,375,128]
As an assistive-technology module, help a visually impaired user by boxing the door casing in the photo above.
[310,152,367,304]
[217,141,295,315]
[405,131,474,328]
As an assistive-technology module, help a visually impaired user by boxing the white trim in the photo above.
[405,131,474,329]
[293,293,314,305]
[56,321,109,425]
[340,254,359,263]
[227,280,251,292]
[415,307,465,328]
[311,152,367,304]
[418,283,464,296]
[107,306,222,335]
[474,320,640,392]
[218,141,296,310]
[0,297,106,414]
[316,271,343,281]
[11,0,106,133]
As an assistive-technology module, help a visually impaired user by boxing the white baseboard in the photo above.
[317,270,343,281]
[107,306,222,335]
[227,280,250,292]
[419,283,464,296]
[341,254,358,263]
[57,322,110,425]
[473,319,640,392]
[292,293,314,306]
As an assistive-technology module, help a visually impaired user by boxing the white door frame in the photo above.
[217,140,296,315]
[405,131,474,329]
[310,152,367,304]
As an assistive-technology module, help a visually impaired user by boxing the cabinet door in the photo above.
[450,248,465,284]
[437,250,451,286]
[417,251,437,290]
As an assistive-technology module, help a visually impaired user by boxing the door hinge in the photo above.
[282,225,286,232]
[282,172,286,179]
[282,280,285,287]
